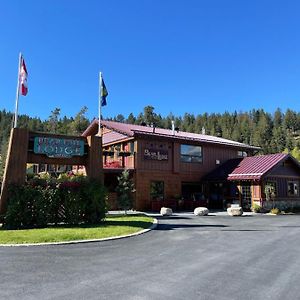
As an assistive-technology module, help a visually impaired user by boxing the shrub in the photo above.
[3,177,107,229]
[270,208,281,215]
[4,184,43,229]
[82,179,107,224]
[251,204,262,213]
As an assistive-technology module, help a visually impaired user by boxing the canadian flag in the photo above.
[19,56,28,96]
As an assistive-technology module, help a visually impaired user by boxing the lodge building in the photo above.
[82,120,300,211]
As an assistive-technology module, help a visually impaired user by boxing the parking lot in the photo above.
[1,213,300,300]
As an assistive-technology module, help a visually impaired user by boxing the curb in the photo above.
[0,217,158,247]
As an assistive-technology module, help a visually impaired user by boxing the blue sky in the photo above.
[1,0,300,121]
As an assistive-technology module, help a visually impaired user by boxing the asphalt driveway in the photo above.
[1,213,300,300]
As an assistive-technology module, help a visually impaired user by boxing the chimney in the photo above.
[152,123,156,133]
[202,127,206,135]
[171,120,175,135]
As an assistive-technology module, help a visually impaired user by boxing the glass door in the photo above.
[241,183,252,210]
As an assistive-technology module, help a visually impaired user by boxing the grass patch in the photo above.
[0,214,154,244]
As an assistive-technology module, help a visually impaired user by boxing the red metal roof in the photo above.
[227,153,289,181]
[83,119,260,150]
[102,130,131,145]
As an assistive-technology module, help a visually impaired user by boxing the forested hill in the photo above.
[109,106,298,156]
[1,106,300,166]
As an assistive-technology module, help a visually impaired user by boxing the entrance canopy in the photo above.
[204,153,296,182]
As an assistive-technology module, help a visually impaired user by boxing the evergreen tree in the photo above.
[115,170,135,214]
[114,114,125,123]
[143,105,158,126]
[68,106,89,135]
[47,108,61,133]
[284,109,297,134]
[127,113,136,124]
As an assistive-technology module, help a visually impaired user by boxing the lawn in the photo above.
[0,214,154,244]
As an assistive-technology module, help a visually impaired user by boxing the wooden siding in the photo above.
[137,138,242,174]
[264,176,300,198]
[133,137,247,210]
[268,161,300,177]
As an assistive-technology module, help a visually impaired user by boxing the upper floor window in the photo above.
[238,151,247,157]
[180,144,202,163]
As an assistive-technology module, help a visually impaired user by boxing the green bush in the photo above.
[251,204,262,213]
[4,185,43,229]
[82,179,107,224]
[3,177,107,229]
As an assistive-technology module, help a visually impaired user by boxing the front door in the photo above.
[241,183,252,210]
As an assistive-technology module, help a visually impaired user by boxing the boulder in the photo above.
[227,206,243,216]
[194,207,209,216]
[160,207,173,216]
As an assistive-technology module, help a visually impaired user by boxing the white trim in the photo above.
[228,172,264,177]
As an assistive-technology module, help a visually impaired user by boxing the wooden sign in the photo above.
[34,137,84,158]
[0,129,103,213]
[144,148,168,161]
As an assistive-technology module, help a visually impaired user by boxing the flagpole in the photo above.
[98,71,102,136]
[13,53,22,128]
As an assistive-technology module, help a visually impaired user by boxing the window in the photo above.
[180,145,202,163]
[129,141,135,154]
[238,151,247,157]
[150,181,164,200]
[288,181,298,196]
[265,182,277,198]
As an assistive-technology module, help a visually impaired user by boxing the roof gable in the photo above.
[227,153,291,181]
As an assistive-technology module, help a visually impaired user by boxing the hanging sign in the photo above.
[33,137,85,158]
[144,148,168,161]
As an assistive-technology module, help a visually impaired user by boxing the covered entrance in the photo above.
[240,183,252,210]
[181,182,207,210]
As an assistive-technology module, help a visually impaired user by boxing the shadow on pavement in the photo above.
[221,229,276,232]
[156,216,193,220]
[155,224,228,231]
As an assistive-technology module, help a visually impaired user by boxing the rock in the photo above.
[227,206,243,216]
[160,207,173,216]
[194,207,209,216]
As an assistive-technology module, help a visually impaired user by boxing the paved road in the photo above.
[1,213,300,300]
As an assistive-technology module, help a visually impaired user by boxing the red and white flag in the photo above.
[19,55,28,96]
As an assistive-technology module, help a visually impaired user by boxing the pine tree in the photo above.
[68,106,90,135]
[127,113,136,124]
[47,108,61,133]
[115,170,135,214]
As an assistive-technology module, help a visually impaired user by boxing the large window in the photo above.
[150,181,164,201]
[180,144,202,163]
[288,181,299,196]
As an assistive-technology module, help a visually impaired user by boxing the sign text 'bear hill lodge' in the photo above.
[144,148,168,161]
[33,137,85,158]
